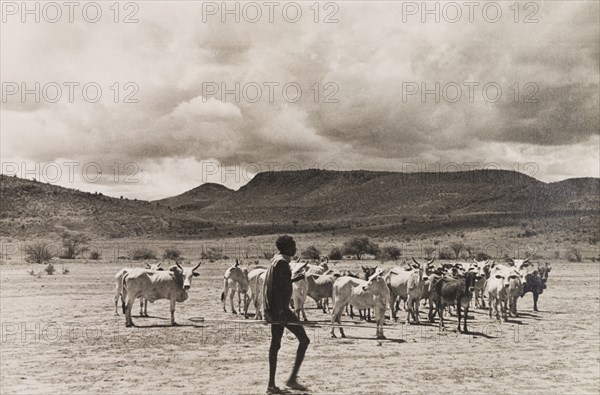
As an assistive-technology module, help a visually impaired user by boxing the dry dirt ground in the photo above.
[1,260,598,394]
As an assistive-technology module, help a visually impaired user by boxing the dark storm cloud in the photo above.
[1,1,598,199]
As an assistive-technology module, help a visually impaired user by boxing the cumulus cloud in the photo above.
[1,1,598,199]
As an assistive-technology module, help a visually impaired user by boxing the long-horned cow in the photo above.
[331,268,390,339]
[430,270,478,332]
[386,258,432,323]
[122,261,201,327]
[521,263,551,311]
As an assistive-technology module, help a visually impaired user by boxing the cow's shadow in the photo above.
[341,336,406,344]
[131,323,205,328]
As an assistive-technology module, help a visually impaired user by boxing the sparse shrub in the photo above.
[342,237,380,260]
[378,246,402,261]
[328,247,343,261]
[476,252,492,261]
[450,242,464,258]
[439,247,454,260]
[463,245,474,258]
[423,246,436,259]
[301,245,321,260]
[262,251,272,259]
[45,263,56,275]
[89,250,101,260]
[566,248,582,262]
[201,246,223,262]
[131,247,157,260]
[163,247,182,260]
[61,232,91,259]
[62,266,69,275]
[25,242,54,264]
[554,251,560,259]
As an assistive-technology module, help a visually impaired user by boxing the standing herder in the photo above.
[263,235,310,393]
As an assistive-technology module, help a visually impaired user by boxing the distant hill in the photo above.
[1,170,598,240]
[0,175,220,239]
[197,169,600,223]
[154,183,234,211]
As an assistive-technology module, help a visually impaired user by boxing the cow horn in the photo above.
[427,258,434,265]
[157,262,162,268]
[235,259,239,267]
[524,258,530,264]
[145,262,151,268]
[175,260,183,270]
[412,257,420,266]
[192,262,202,271]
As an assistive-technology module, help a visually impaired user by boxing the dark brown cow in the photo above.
[520,263,551,311]
[431,271,478,332]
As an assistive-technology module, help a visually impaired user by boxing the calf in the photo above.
[122,261,201,327]
[431,271,477,332]
[331,269,390,339]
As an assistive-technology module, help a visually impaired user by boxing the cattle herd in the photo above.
[114,256,551,340]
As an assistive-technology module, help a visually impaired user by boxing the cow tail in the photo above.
[221,277,227,302]
[121,274,128,314]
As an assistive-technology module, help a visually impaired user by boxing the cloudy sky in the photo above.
[1,1,598,200]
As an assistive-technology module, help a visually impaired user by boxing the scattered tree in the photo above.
[328,247,343,260]
[25,242,54,264]
[301,245,321,260]
[131,247,157,260]
[163,247,182,260]
[378,246,401,261]
[342,237,380,260]
[61,232,91,259]
[201,246,223,261]
[566,247,582,262]
[439,247,454,260]
[450,242,464,259]
[423,246,436,259]
[89,250,101,260]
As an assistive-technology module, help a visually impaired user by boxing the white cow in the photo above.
[248,268,267,320]
[221,259,250,317]
[114,262,163,316]
[122,261,201,327]
[484,266,510,321]
[306,256,329,276]
[386,258,432,323]
[331,269,390,339]
[510,258,531,271]
[291,261,309,321]
[472,260,492,308]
